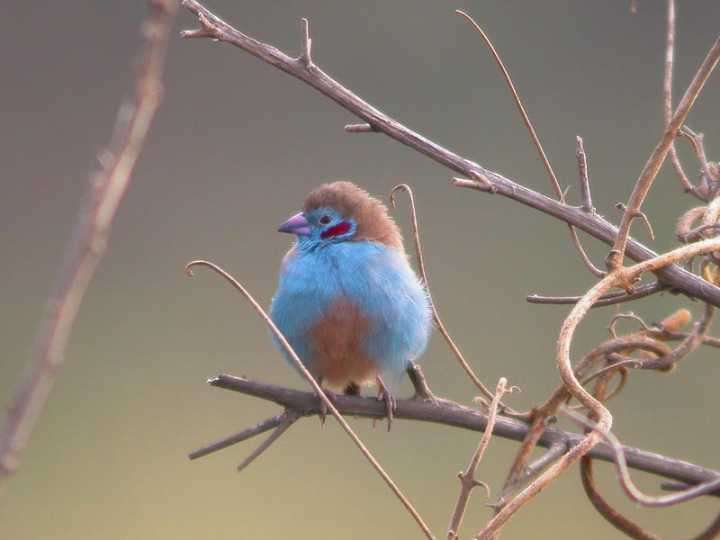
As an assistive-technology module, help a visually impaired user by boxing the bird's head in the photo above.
[278,180,403,250]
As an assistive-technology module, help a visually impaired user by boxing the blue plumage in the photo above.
[269,181,432,401]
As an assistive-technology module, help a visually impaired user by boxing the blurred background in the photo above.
[1,1,719,538]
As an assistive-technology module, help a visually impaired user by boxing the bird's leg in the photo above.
[375,375,397,431]
[344,382,361,396]
[406,363,437,403]
[316,376,332,427]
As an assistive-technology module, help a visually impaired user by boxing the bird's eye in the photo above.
[319,215,332,225]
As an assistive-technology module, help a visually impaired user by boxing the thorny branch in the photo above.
[0,0,179,485]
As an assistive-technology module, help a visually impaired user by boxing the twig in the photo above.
[576,136,594,213]
[680,126,719,188]
[390,184,522,415]
[615,203,655,241]
[189,411,288,460]
[455,11,562,201]
[663,0,701,198]
[345,122,377,133]
[607,34,720,271]
[236,410,299,472]
[527,282,669,308]
[609,312,654,339]
[456,10,604,279]
[179,0,720,307]
[299,18,312,67]
[523,441,568,481]
[185,260,435,539]
[0,0,178,483]
[208,374,720,489]
[448,378,509,540]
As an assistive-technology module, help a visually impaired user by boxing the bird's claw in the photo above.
[318,389,338,427]
[375,376,397,431]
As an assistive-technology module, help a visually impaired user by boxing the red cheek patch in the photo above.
[321,221,352,239]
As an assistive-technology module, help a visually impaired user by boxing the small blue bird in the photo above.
[270,181,433,426]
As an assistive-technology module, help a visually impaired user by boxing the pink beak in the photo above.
[278,212,311,236]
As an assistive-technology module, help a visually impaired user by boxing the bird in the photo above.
[269,180,433,427]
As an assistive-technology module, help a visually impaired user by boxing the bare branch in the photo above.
[208,374,720,490]
[236,410,299,472]
[523,441,568,481]
[663,0,702,199]
[344,122,376,133]
[607,35,720,270]
[455,10,562,200]
[0,0,178,483]
[456,10,604,279]
[180,0,720,307]
[680,126,719,188]
[189,411,288,460]
[576,136,594,213]
[390,184,522,416]
[448,378,509,540]
[527,282,669,308]
[299,18,313,67]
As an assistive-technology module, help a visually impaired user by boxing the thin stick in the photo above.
[390,184,522,415]
[576,136,594,213]
[663,0,699,197]
[681,126,719,186]
[299,18,312,67]
[0,0,178,484]
[456,10,604,278]
[210,374,720,489]
[448,378,508,540]
[455,11,562,200]
[189,411,288,460]
[236,411,299,472]
[185,260,435,539]
[527,282,668,307]
[607,35,720,271]
[523,441,568,481]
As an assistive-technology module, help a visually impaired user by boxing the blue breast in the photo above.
[270,241,432,382]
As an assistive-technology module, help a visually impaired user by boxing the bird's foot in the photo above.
[375,376,397,431]
[406,363,439,405]
[318,388,338,427]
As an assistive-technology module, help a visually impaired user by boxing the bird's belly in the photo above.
[308,298,376,388]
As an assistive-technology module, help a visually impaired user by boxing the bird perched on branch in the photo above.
[270,180,433,427]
